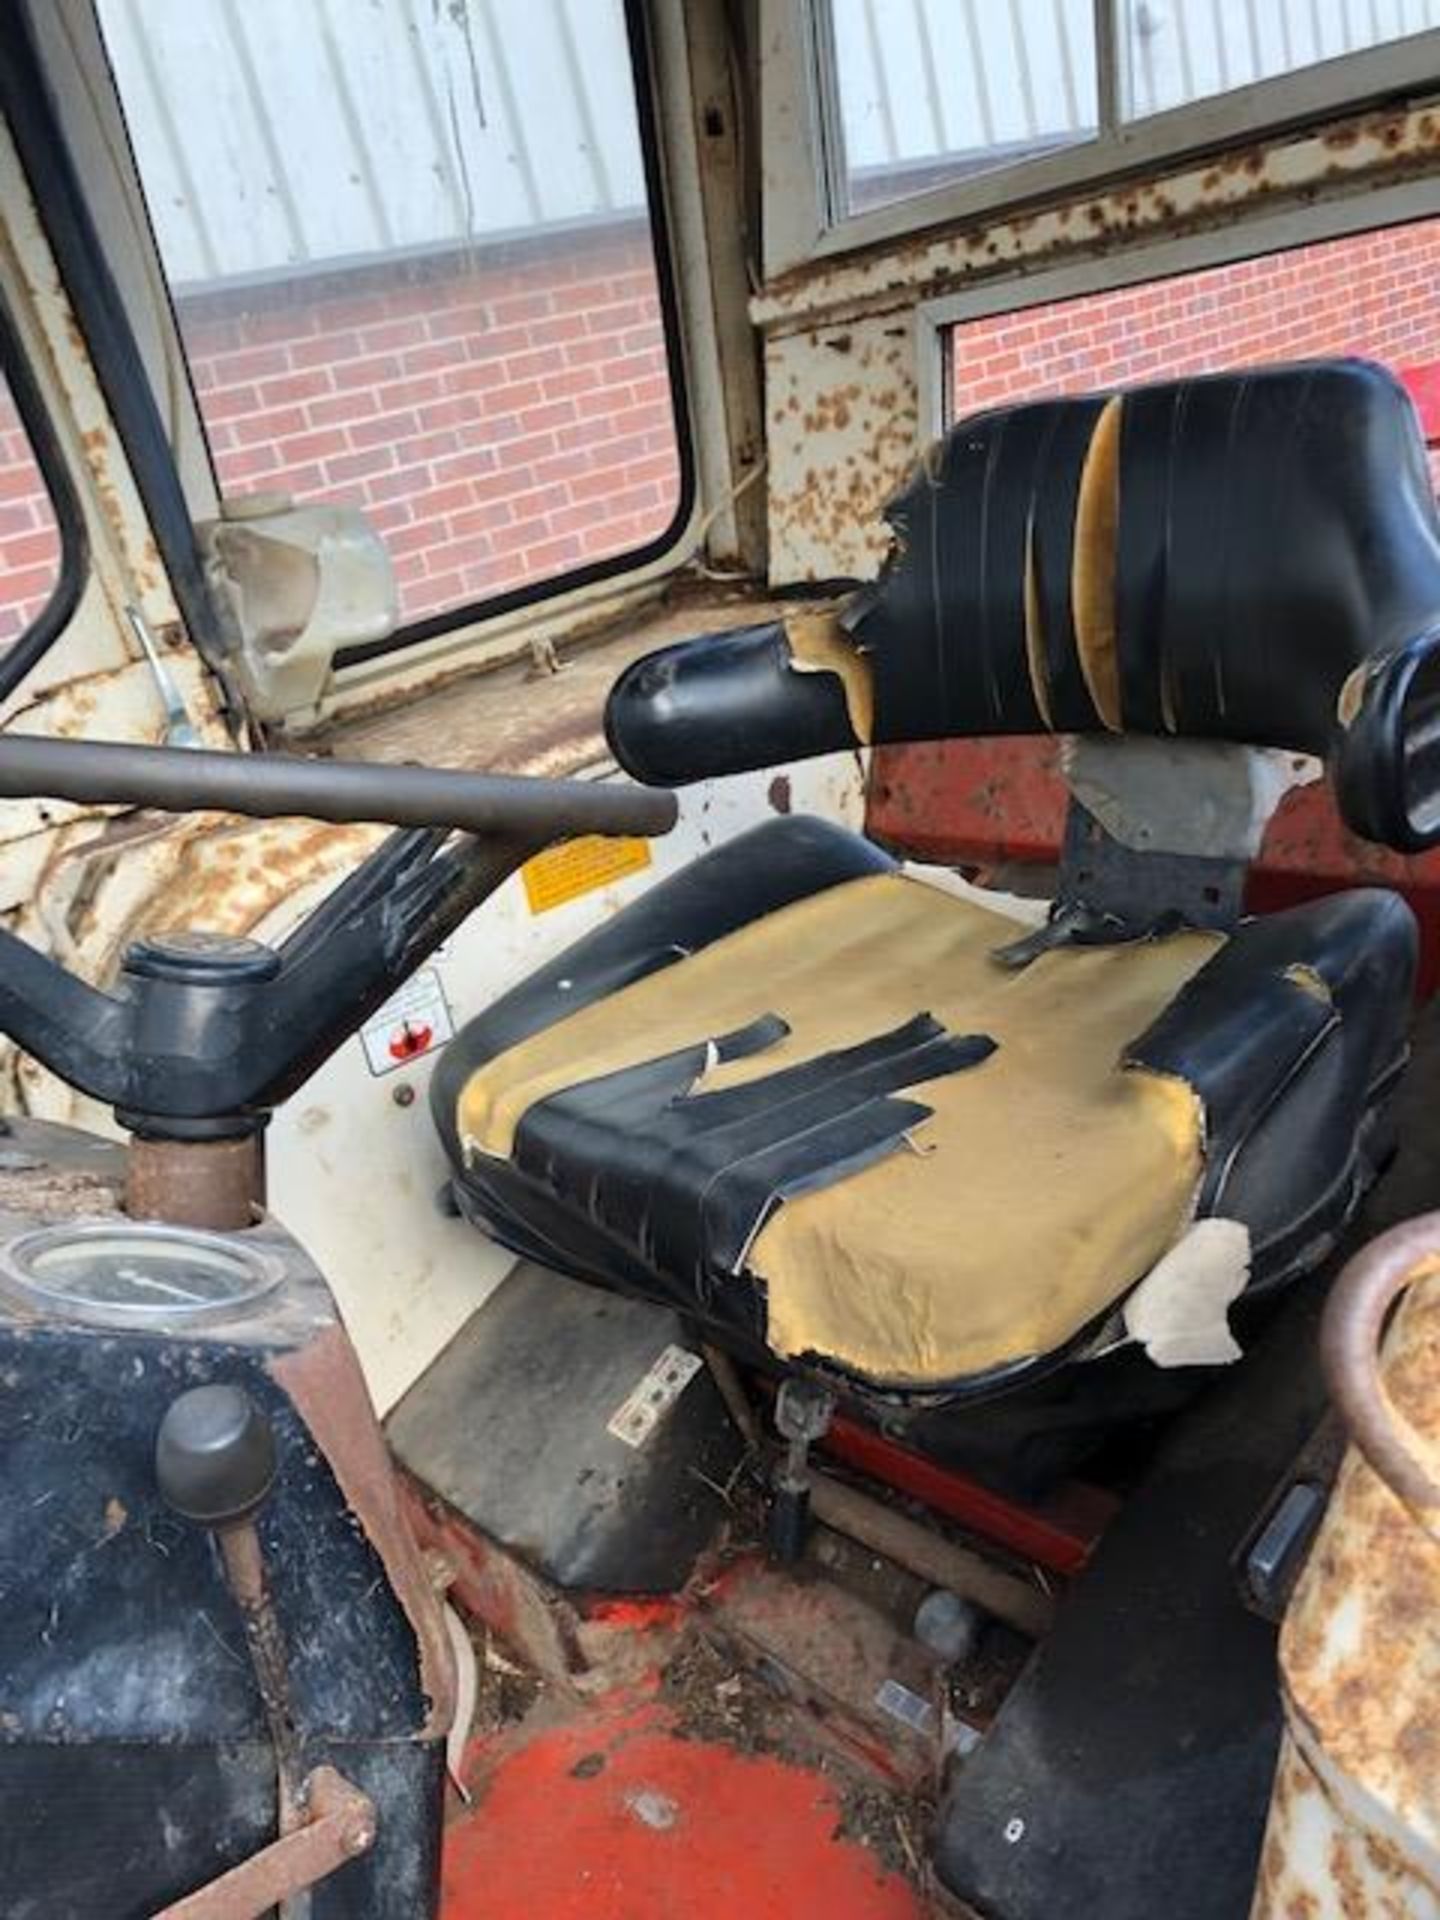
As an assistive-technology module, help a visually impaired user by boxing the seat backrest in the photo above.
[606,359,1440,851]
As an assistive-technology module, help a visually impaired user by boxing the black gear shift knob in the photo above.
[156,1384,277,1528]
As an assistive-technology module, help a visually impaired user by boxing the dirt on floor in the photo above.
[466,1618,545,1739]
[659,1624,942,1889]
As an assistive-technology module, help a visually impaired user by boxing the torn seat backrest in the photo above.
[606,359,1440,851]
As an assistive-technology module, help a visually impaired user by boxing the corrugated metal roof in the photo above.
[97,0,648,289]
[833,0,1440,180]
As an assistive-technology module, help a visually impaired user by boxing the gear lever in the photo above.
[769,1378,836,1563]
[156,1387,306,1852]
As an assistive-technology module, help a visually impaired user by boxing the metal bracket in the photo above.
[126,604,202,749]
[152,1765,376,1920]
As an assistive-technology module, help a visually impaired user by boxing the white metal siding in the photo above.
[97,0,648,289]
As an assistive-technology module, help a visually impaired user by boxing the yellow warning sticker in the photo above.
[521,834,653,914]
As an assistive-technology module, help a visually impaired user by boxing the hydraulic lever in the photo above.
[0,730,680,1195]
[155,1385,373,1920]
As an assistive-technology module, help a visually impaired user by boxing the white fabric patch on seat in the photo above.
[1123,1218,1251,1368]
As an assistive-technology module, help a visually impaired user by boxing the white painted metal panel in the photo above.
[264,754,867,1415]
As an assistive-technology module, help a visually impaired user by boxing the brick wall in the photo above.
[0,217,681,646]
[184,220,681,625]
[0,405,60,647]
[946,217,1440,458]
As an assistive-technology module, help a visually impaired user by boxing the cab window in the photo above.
[97,0,689,642]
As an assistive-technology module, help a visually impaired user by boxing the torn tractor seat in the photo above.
[436,360,1434,1481]
[604,359,1440,855]
[434,822,1414,1423]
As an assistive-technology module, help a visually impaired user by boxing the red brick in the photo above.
[407,568,468,607]
[447,500,515,538]
[524,312,590,349]
[347,410,420,449]
[413,396,484,433]
[323,445,398,485]
[306,390,381,428]
[374,374,447,412]
[286,331,363,370]
[489,291,553,326]
[217,444,284,482]
[200,384,265,422]
[0,500,39,537]
[515,534,583,574]
[358,315,434,354]
[517,399,577,435]
[263,462,327,498]
[202,345,291,388]
[0,524,60,571]
[232,406,307,446]
[329,353,404,393]
[393,429,461,467]
[0,464,42,503]
[271,428,348,466]
[0,562,60,605]
[257,370,334,408]
[442,360,513,397]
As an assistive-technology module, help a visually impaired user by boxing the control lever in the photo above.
[0,743,678,1138]
[0,733,678,839]
[156,1386,348,1918]
[768,1378,835,1563]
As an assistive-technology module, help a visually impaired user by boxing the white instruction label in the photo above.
[606,1344,704,1449]
[360,967,455,1077]
[874,1677,936,1735]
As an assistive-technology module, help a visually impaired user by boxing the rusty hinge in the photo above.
[152,1765,376,1920]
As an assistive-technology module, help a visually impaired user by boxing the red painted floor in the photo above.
[440,1696,929,1919]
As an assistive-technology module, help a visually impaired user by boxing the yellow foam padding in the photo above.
[784,608,875,744]
[1072,395,1123,730]
[1022,513,1055,729]
[457,873,1218,1385]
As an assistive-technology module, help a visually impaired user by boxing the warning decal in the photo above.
[360,967,455,1077]
[522,834,652,914]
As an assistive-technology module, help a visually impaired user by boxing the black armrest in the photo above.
[605,621,861,786]
[1332,627,1440,853]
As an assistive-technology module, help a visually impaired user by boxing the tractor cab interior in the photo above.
[3,4,1440,1918]
[434,360,1431,1488]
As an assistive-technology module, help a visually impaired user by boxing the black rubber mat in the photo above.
[934,1276,1331,1920]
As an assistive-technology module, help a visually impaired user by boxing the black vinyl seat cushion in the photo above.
[434,817,1415,1423]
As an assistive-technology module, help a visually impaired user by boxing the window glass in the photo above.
[942,217,1440,490]
[829,0,1098,214]
[0,368,63,648]
[1122,0,1440,120]
[98,0,685,630]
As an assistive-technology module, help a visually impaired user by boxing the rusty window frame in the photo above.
[910,174,1440,440]
[765,1,1440,277]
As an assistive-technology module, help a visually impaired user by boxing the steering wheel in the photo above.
[0,734,676,1133]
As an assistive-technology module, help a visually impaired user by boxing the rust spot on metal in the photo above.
[0,1159,120,1218]
[153,1765,376,1919]
[1321,1215,1440,1514]
[1255,1218,1440,1916]
[125,1133,262,1231]
[271,1325,457,1740]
